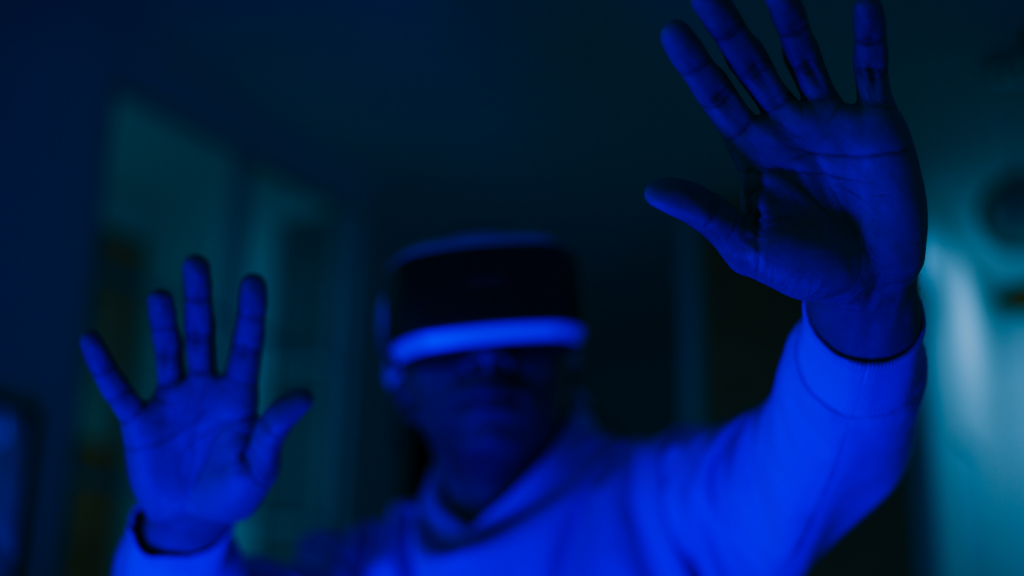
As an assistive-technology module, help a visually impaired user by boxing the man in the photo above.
[80,0,928,573]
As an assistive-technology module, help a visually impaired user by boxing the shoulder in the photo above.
[583,423,721,489]
[293,500,418,575]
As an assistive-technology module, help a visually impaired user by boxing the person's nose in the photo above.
[459,350,518,377]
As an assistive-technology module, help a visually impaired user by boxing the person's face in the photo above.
[398,347,578,463]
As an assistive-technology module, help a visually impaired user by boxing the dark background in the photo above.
[2,0,1024,574]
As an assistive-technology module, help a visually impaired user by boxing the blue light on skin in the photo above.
[79,257,313,554]
[647,0,926,361]
[391,347,581,521]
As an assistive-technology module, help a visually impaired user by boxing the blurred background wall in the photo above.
[2,0,1024,574]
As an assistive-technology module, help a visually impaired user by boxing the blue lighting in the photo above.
[387,316,589,367]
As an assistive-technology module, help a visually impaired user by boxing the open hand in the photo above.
[646,0,926,307]
[79,257,312,551]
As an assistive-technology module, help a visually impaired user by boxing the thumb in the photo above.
[644,178,756,276]
[245,390,313,488]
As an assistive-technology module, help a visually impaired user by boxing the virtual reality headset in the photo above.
[375,231,589,390]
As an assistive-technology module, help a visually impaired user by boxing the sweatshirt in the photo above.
[112,309,926,576]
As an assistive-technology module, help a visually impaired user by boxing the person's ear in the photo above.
[389,375,419,427]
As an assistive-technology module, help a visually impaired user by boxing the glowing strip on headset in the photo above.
[384,230,561,272]
[387,316,589,368]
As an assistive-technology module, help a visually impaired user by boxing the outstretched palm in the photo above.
[80,257,311,535]
[646,0,926,304]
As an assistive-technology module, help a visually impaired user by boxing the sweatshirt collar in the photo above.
[415,402,610,547]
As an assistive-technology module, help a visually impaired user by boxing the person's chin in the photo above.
[453,410,540,451]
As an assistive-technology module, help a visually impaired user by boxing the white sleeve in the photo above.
[658,305,926,575]
[110,508,251,576]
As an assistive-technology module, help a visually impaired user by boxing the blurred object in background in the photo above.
[984,175,1024,246]
[920,165,1024,575]
[918,25,1024,569]
[0,395,39,576]
[984,31,1024,95]
[63,91,366,573]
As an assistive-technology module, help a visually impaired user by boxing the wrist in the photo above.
[806,281,923,360]
[137,512,231,555]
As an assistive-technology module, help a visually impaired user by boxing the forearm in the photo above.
[675,312,925,574]
[805,281,922,360]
